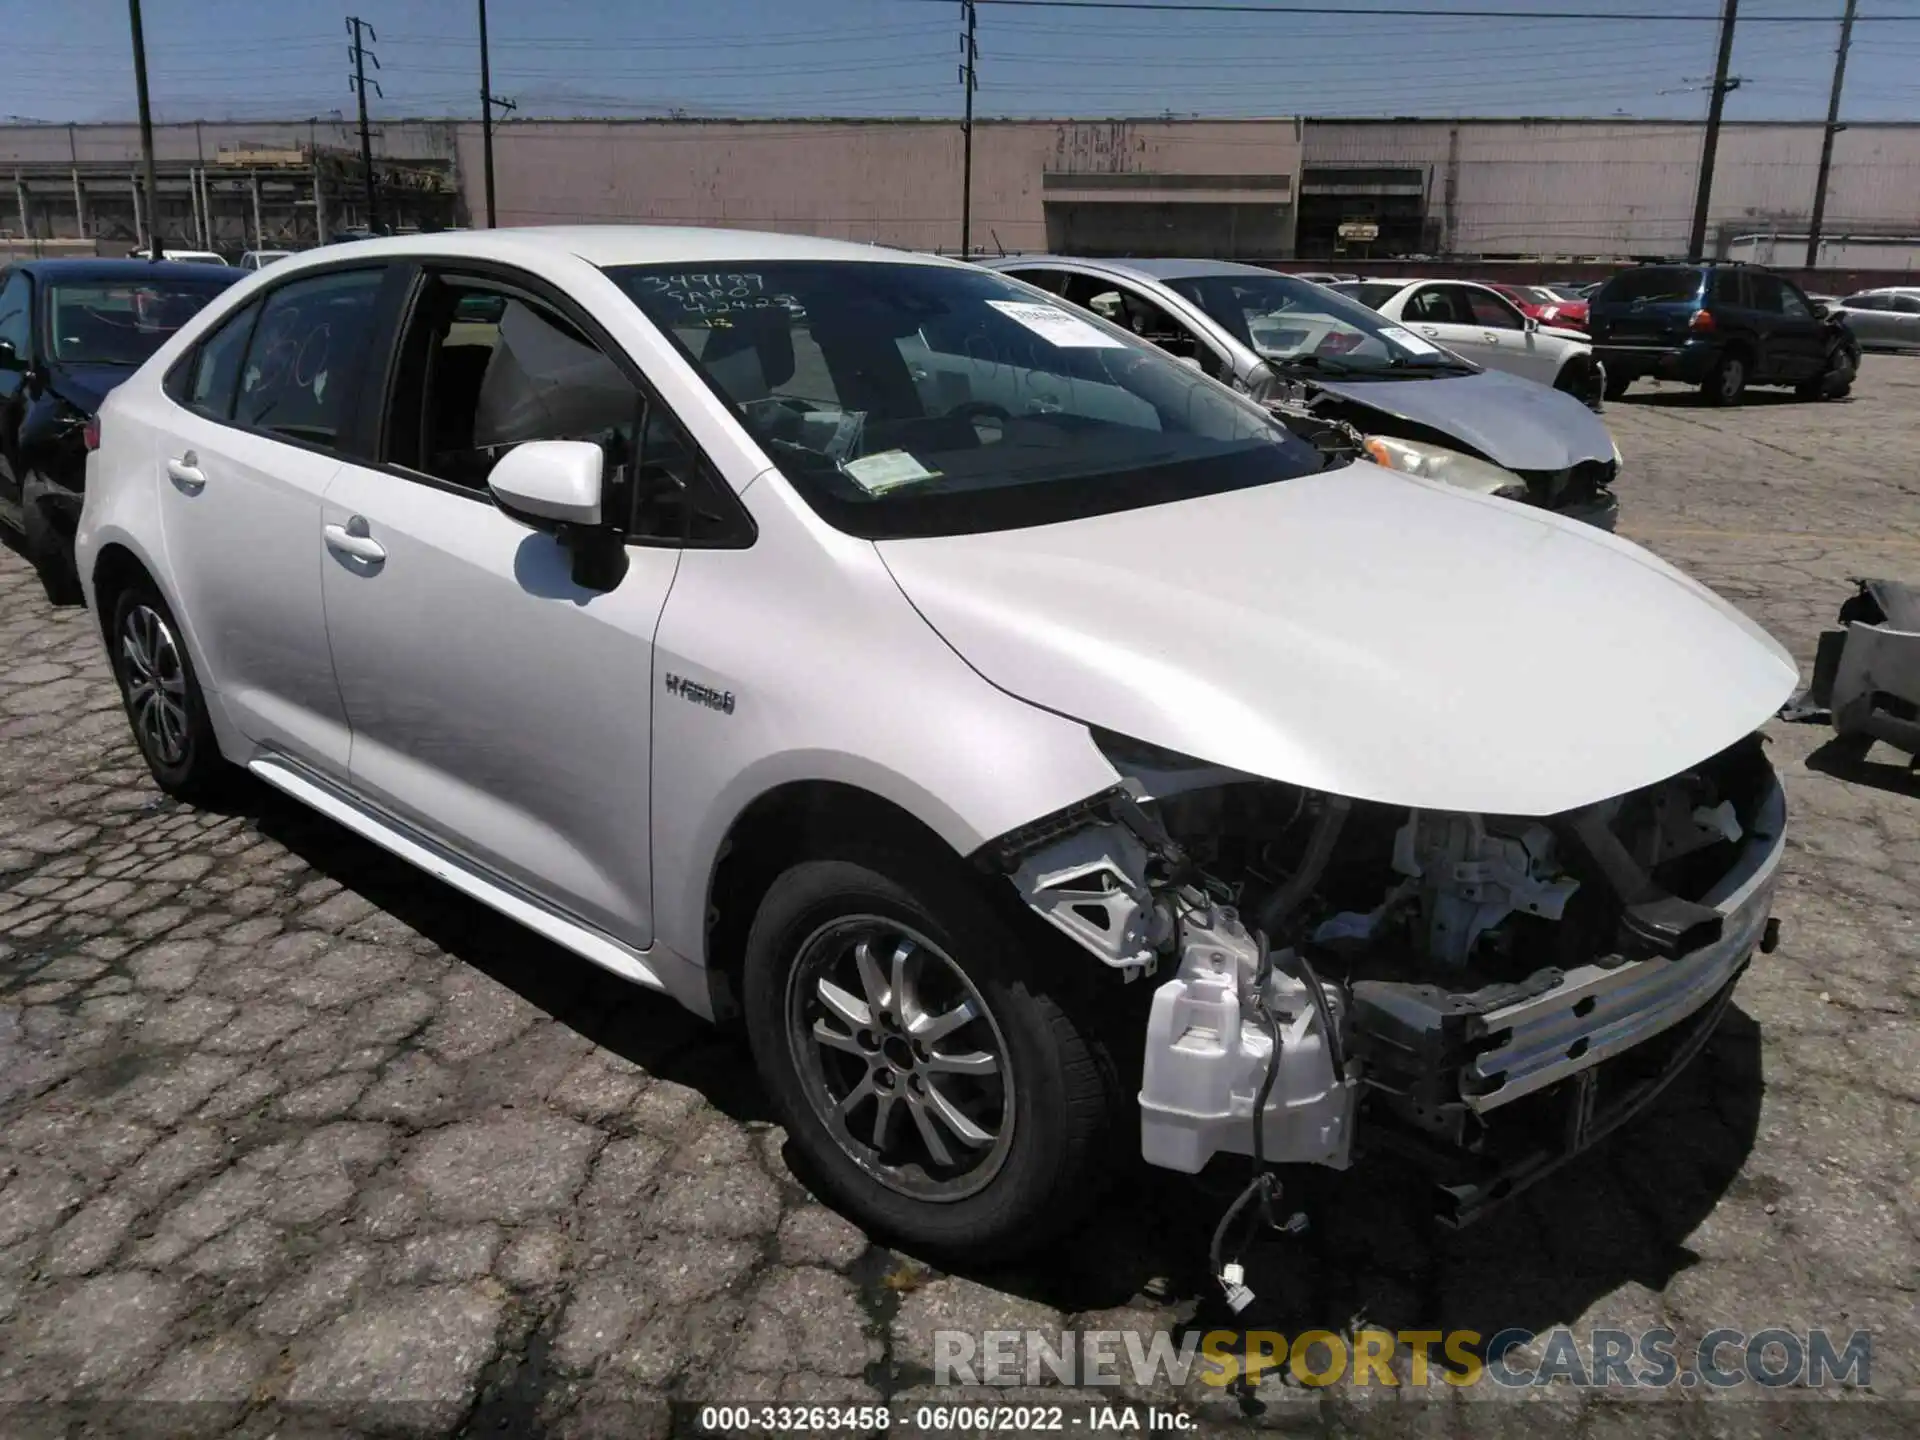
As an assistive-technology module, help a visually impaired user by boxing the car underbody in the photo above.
[990,731,1785,1224]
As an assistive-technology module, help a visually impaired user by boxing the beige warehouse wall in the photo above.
[469,118,1303,254]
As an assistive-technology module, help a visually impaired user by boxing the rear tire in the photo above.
[1702,351,1747,406]
[742,844,1120,1261]
[106,576,234,804]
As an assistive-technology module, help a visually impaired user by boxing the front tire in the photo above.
[107,577,233,804]
[1797,347,1855,401]
[742,846,1119,1260]
[1702,350,1747,406]
[21,475,82,607]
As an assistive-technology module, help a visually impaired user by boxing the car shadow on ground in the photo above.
[228,778,1763,1354]
[1804,731,1920,799]
[1619,388,1815,409]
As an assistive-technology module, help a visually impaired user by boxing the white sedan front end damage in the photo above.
[991,731,1786,1225]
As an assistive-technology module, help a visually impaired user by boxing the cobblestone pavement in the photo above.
[0,360,1916,1437]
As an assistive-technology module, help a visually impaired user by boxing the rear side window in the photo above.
[1599,268,1704,304]
[1843,293,1885,310]
[185,301,259,419]
[236,269,384,447]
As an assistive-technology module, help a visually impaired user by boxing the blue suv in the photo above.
[1588,262,1858,405]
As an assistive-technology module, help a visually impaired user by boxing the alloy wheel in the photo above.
[785,916,1014,1201]
[120,603,191,768]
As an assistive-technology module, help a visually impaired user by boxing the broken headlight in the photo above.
[1362,435,1529,502]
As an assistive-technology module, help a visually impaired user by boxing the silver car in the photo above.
[1831,289,1920,351]
[981,255,1620,530]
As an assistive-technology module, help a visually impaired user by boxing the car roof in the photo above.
[271,225,961,273]
[11,257,242,282]
[984,255,1281,283]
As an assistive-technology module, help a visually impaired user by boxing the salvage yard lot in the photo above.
[0,360,1917,1435]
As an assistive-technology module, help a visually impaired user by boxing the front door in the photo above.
[319,269,678,945]
[155,266,390,775]
[1461,285,1563,384]
[1400,284,1489,368]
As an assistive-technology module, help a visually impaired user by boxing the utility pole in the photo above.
[1805,0,1857,270]
[128,0,160,257]
[478,0,515,227]
[348,16,381,234]
[959,0,978,257]
[1686,0,1739,262]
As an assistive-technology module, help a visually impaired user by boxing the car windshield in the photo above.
[610,260,1326,540]
[1596,267,1704,305]
[47,278,235,365]
[1161,271,1471,376]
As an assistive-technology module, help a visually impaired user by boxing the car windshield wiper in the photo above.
[1265,353,1360,375]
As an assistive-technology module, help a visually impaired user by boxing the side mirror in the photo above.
[489,439,604,529]
[1523,316,1540,333]
[489,439,628,592]
[0,338,21,371]
[1174,354,1203,373]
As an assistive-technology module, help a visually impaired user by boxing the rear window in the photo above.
[46,277,237,365]
[1596,268,1703,305]
[1328,282,1402,311]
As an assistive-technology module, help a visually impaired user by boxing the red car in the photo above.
[1489,283,1588,332]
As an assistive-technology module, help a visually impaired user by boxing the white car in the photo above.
[239,249,294,272]
[79,226,1794,1256]
[1333,277,1603,403]
[132,248,229,266]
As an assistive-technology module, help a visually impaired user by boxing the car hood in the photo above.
[45,362,134,415]
[1311,367,1612,472]
[876,463,1797,816]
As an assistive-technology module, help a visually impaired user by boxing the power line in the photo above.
[910,0,1920,18]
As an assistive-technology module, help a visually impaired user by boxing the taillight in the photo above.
[83,417,101,451]
[1690,310,1716,332]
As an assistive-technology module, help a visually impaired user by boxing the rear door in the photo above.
[154,264,394,774]
[318,264,683,945]
[1740,272,1815,381]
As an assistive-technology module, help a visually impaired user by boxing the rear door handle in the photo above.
[323,519,387,565]
[166,452,205,492]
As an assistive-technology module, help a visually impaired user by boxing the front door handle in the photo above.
[166,452,205,492]
[1419,325,1441,337]
[1484,330,1502,343]
[323,519,387,565]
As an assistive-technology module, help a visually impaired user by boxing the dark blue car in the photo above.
[0,258,240,600]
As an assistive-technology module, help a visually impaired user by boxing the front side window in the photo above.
[1465,288,1523,330]
[235,269,383,446]
[46,276,234,366]
[0,271,29,358]
[1779,284,1813,319]
[385,276,642,492]
[610,260,1321,540]
[1163,272,1474,375]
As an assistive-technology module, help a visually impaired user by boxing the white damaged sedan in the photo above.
[77,226,1797,1259]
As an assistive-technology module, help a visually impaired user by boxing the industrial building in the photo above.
[3,115,1917,268]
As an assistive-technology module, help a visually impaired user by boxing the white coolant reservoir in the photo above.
[1138,906,1353,1174]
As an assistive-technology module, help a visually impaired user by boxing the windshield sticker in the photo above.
[842,450,940,495]
[987,300,1125,349]
[1379,325,1440,356]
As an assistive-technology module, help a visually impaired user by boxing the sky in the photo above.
[4,0,1920,126]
